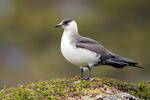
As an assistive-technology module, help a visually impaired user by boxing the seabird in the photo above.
[55,18,142,80]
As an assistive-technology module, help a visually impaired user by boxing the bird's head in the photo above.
[55,18,78,32]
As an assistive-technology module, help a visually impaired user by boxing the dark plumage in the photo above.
[62,18,73,25]
[102,55,142,68]
[75,35,142,69]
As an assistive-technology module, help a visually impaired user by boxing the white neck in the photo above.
[63,21,79,35]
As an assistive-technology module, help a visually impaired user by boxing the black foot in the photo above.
[84,77,90,81]
[80,66,92,81]
[81,78,84,80]
[80,67,84,80]
[80,77,90,80]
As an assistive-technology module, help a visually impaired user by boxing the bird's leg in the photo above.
[85,66,92,80]
[80,67,84,80]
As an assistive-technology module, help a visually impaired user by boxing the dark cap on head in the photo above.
[62,18,73,22]
[55,18,73,28]
[62,18,73,25]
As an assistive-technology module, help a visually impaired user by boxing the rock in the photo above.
[0,76,149,100]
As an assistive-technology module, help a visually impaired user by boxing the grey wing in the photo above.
[76,37,141,68]
[78,37,100,44]
[76,37,109,57]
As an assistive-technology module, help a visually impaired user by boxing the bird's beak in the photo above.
[55,24,62,28]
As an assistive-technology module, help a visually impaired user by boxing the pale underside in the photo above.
[61,32,101,67]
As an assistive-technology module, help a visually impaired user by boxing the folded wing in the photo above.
[76,36,142,68]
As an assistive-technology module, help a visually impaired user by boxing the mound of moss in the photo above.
[0,76,149,99]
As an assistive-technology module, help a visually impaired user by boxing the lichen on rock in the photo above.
[0,76,149,100]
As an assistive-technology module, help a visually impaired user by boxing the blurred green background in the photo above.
[0,0,150,88]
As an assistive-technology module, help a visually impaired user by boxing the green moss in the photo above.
[98,78,150,99]
[0,76,149,99]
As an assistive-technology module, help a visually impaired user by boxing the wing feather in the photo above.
[76,37,109,57]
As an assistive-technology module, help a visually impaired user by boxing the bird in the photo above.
[55,18,142,80]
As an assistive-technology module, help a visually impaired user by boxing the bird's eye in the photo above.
[63,19,72,25]
[63,21,69,25]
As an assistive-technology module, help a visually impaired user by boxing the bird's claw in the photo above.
[80,77,90,81]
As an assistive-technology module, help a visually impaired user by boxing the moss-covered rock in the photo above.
[0,76,149,100]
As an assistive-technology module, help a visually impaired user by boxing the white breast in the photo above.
[61,31,101,67]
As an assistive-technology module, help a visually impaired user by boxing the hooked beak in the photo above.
[55,24,62,28]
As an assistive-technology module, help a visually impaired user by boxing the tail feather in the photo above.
[131,65,143,68]
[104,56,143,68]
